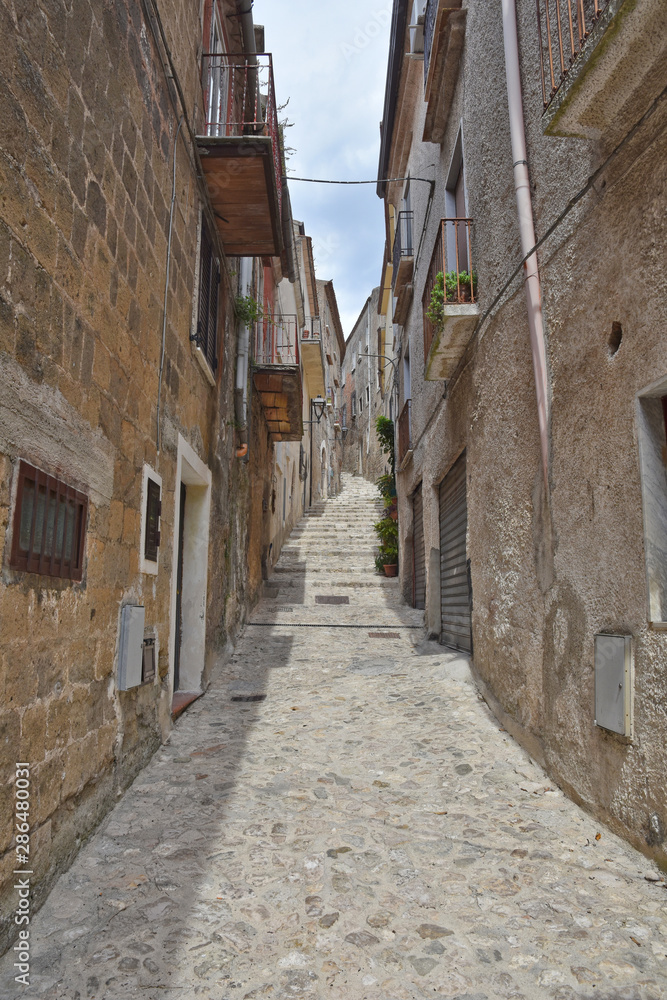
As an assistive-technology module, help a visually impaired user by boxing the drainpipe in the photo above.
[235,255,253,459]
[501,0,550,488]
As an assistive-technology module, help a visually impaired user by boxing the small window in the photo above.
[193,216,220,372]
[10,461,87,581]
[144,478,161,562]
[351,391,357,417]
[366,385,370,403]
[359,395,363,413]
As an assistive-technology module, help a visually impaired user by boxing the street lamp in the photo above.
[306,396,327,508]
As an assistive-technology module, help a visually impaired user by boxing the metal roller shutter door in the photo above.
[439,452,472,652]
[413,484,426,610]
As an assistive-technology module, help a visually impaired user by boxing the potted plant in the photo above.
[374,515,398,577]
[427,271,478,330]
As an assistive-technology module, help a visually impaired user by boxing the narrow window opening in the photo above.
[144,478,162,562]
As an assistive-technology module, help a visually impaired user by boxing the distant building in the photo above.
[341,287,394,481]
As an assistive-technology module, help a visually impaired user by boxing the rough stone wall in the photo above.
[389,0,667,861]
[0,0,257,953]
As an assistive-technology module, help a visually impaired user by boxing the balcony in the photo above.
[300,317,325,397]
[252,314,302,442]
[537,0,667,145]
[422,0,466,144]
[423,218,479,381]
[398,399,413,470]
[197,53,283,256]
[392,210,414,326]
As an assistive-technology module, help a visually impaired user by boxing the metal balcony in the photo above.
[536,0,665,145]
[300,317,325,397]
[197,53,283,256]
[392,210,415,326]
[252,314,302,441]
[423,218,479,381]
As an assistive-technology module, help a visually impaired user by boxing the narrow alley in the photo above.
[2,475,666,1000]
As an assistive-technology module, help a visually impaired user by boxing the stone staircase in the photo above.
[252,473,424,628]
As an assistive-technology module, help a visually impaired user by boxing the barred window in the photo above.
[194,216,220,372]
[10,461,87,581]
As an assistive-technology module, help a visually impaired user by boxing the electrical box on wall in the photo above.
[118,605,145,691]
[594,633,633,737]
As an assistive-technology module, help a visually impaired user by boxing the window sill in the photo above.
[140,557,158,577]
[192,343,216,386]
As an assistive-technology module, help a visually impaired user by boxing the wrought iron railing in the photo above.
[200,52,282,216]
[424,0,438,84]
[301,317,322,340]
[398,399,412,464]
[254,313,299,366]
[392,210,415,288]
[536,0,611,108]
[422,218,475,360]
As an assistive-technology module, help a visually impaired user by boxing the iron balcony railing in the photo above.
[398,399,412,464]
[254,313,299,367]
[422,218,475,361]
[424,0,438,84]
[392,210,415,288]
[536,0,611,109]
[201,51,282,216]
[301,316,322,340]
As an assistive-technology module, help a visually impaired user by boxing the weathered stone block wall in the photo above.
[0,0,255,953]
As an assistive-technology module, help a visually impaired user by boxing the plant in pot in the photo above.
[374,515,398,577]
[427,271,478,330]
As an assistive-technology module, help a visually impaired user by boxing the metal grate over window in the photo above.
[10,460,88,581]
[194,216,220,372]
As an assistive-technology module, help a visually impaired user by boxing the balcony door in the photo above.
[204,0,230,137]
[445,134,469,274]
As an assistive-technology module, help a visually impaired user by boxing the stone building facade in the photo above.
[377,0,667,862]
[0,0,324,953]
[341,286,393,481]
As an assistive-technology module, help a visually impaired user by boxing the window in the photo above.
[359,394,363,414]
[144,478,161,562]
[10,461,87,581]
[637,381,667,625]
[351,391,357,417]
[366,385,370,404]
[193,216,220,373]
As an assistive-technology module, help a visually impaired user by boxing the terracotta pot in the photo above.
[383,564,398,577]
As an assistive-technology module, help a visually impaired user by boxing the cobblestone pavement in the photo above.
[3,475,667,999]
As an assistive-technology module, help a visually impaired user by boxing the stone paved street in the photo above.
[2,475,667,1000]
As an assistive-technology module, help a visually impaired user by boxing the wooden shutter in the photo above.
[439,451,472,652]
[412,483,426,610]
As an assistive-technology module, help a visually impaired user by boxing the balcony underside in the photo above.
[424,304,479,380]
[300,340,326,397]
[196,135,282,256]
[393,281,413,327]
[423,6,466,145]
[542,0,667,149]
[253,366,303,442]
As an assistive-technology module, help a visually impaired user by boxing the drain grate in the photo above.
[231,694,267,703]
[315,595,350,605]
[368,632,401,638]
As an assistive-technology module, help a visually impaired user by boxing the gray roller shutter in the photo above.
[439,452,472,652]
[413,483,426,610]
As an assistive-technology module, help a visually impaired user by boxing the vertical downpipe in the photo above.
[501,0,550,487]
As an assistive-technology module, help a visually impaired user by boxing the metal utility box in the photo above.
[594,633,633,737]
[118,605,145,691]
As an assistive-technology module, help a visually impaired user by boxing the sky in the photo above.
[255,1,393,335]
